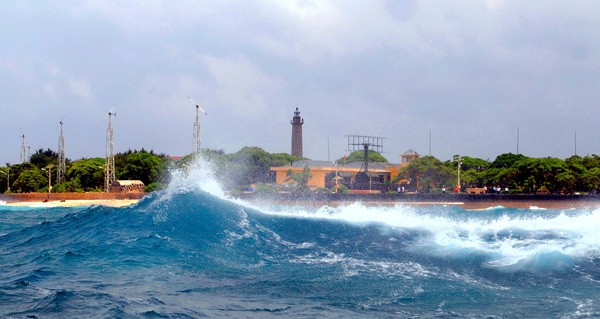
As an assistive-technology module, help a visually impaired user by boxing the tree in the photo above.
[580,168,600,191]
[491,153,528,169]
[13,168,46,193]
[226,147,277,185]
[119,151,162,185]
[513,157,568,193]
[30,148,59,169]
[396,156,454,193]
[337,150,388,164]
[67,158,105,191]
[286,166,313,193]
[270,153,301,166]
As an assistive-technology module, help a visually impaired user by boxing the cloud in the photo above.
[67,78,93,100]
[203,55,284,118]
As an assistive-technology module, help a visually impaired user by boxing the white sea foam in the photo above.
[168,156,600,269]
[258,202,600,269]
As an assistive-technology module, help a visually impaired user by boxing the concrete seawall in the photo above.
[1,192,146,203]
[234,193,600,209]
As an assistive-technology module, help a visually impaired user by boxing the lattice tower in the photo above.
[20,135,27,163]
[188,98,207,157]
[194,105,201,155]
[57,120,66,183]
[105,110,116,192]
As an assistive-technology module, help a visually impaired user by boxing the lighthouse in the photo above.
[291,108,304,158]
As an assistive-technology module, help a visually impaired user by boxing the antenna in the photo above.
[429,129,432,156]
[20,134,27,163]
[188,97,208,156]
[327,134,330,162]
[345,135,386,191]
[516,127,520,155]
[574,129,577,156]
[57,119,66,184]
[105,108,116,192]
[346,135,385,171]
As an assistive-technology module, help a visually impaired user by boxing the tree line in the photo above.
[0,148,167,193]
[0,146,300,194]
[395,153,600,194]
[1,146,599,195]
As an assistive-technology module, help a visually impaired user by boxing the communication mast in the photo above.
[346,135,385,173]
[57,120,66,184]
[20,134,27,163]
[188,97,208,156]
[346,135,386,190]
[105,108,116,192]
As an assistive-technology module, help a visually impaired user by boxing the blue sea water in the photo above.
[1,170,600,318]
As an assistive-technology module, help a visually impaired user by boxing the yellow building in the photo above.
[270,150,421,191]
[270,160,391,190]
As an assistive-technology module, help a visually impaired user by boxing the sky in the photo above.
[1,0,600,165]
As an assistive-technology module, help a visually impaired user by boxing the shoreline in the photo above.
[234,193,600,210]
[4,199,140,208]
[0,192,146,208]
[2,192,600,210]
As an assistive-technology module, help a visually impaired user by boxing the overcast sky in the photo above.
[1,0,599,165]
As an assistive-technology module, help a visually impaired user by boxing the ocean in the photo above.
[1,164,600,318]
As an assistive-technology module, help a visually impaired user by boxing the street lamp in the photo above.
[42,165,54,194]
[453,155,462,193]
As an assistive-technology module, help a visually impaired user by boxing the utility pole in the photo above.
[57,120,66,184]
[429,129,432,156]
[105,109,116,192]
[454,155,462,193]
[516,127,520,155]
[42,165,53,193]
[20,135,27,163]
[188,98,207,157]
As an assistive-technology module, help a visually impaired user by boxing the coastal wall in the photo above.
[234,192,600,209]
[2,192,146,203]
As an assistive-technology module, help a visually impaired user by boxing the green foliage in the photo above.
[30,148,59,169]
[118,151,162,185]
[13,168,46,193]
[337,150,388,164]
[144,182,163,192]
[202,146,302,189]
[396,156,454,192]
[67,158,105,191]
[460,156,490,171]
[580,168,600,191]
[491,153,528,169]
[285,166,313,193]
[513,157,567,194]
[337,184,349,194]
[270,153,301,166]
[254,183,278,194]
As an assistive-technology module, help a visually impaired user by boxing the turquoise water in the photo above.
[1,167,600,318]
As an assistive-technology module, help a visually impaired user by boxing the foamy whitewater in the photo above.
[1,159,600,318]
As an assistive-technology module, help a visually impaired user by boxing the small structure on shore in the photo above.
[110,180,145,193]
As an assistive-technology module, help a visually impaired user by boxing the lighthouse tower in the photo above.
[291,108,304,158]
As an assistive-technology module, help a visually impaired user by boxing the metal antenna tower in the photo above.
[345,135,386,191]
[20,134,27,163]
[57,119,66,184]
[188,97,207,156]
[105,109,116,192]
[346,135,385,173]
